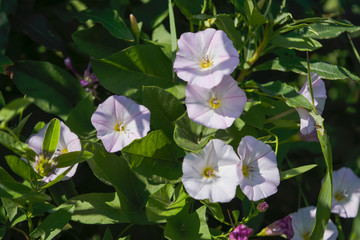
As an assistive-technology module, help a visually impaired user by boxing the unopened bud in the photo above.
[257,202,269,212]
[130,14,140,42]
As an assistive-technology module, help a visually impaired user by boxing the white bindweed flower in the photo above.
[91,95,150,153]
[330,167,360,218]
[185,75,247,129]
[296,73,327,135]
[182,139,240,203]
[289,206,338,240]
[27,121,81,183]
[237,136,280,201]
[173,28,239,88]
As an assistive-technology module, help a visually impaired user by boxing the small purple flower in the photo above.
[173,28,239,88]
[237,136,280,201]
[26,121,81,183]
[295,73,327,135]
[261,216,294,239]
[91,95,151,153]
[330,167,360,218]
[257,202,269,212]
[185,75,247,129]
[64,57,98,87]
[229,224,253,240]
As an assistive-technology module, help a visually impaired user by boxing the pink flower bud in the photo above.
[229,224,253,240]
[257,202,269,212]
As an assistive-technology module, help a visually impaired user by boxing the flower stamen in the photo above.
[335,191,347,202]
[203,166,216,178]
[209,97,221,109]
[34,155,57,177]
[200,56,212,69]
[114,122,126,132]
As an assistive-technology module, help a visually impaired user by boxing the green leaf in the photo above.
[271,36,322,51]
[280,164,317,180]
[200,200,225,223]
[241,103,266,129]
[13,113,32,136]
[142,86,184,136]
[61,192,129,224]
[174,112,231,152]
[244,0,266,25]
[165,205,211,240]
[146,184,187,222]
[152,24,172,60]
[102,227,113,240]
[72,24,130,58]
[0,98,33,124]
[40,166,75,189]
[256,81,313,109]
[122,130,183,181]
[0,166,15,181]
[65,93,96,137]
[0,130,27,155]
[55,151,93,168]
[215,14,243,50]
[174,0,202,19]
[0,180,50,202]
[91,45,173,98]
[133,0,169,30]
[293,22,360,39]
[253,55,360,81]
[1,197,17,222]
[42,118,60,159]
[13,61,87,118]
[0,53,12,74]
[5,155,39,181]
[11,14,64,50]
[77,9,134,41]
[86,142,149,224]
[30,205,74,240]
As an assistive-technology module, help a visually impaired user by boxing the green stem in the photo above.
[10,227,30,240]
[335,214,345,240]
[265,108,296,124]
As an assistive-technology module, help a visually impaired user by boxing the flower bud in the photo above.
[229,224,253,240]
[257,202,269,212]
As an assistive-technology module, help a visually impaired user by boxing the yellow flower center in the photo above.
[242,165,250,177]
[302,232,310,240]
[34,155,56,177]
[114,122,126,132]
[209,97,221,109]
[61,148,68,154]
[335,192,346,202]
[203,166,215,178]
[200,57,212,69]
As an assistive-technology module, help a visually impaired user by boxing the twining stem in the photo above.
[265,108,296,123]
[10,227,30,240]
[237,25,270,82]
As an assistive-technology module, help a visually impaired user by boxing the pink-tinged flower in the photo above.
[182,139,240,203]
[185,75,247,129]
[229,224,253,240]
[330,167,360,218]
[259,216,294,239]
[290,206,338,240]
[173,28,239,89]
[91,95,150,153]
[295,73,327,135]
[257,202,269,212]
[237,136,280,201]
[299,130,319,142]
[27,121,81,183]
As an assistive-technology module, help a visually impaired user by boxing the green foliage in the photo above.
[91,45,173,98]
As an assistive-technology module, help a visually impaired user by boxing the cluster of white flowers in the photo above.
[174,28,280,203]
